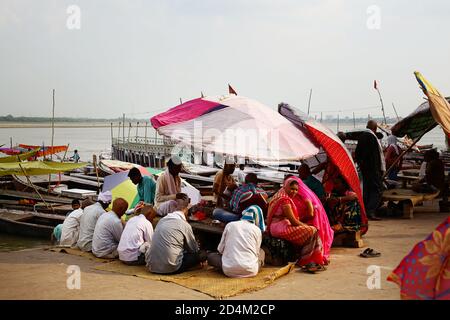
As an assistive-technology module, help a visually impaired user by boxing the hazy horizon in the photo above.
[1,0,449,120]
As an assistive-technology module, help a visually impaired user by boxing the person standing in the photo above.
[355,120,384,221]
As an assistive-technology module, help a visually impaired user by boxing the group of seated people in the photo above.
[209,157,364,273]
[53,188,267,278]
[53,153,367,276]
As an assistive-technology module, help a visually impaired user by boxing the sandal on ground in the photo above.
[359,248,381,258]
[301,263,327,274]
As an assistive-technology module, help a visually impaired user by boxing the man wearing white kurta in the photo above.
[207,205,265,278]
[59,199,94,247]
[118,206,156,265]
[77,192,112,252]
[92,198,128,258]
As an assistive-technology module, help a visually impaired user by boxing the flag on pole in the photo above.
[374,80,378,90]
[228,84,237,95]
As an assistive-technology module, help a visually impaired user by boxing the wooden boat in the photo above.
[0,209,65,238]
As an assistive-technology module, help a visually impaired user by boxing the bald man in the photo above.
[92,198,128,258]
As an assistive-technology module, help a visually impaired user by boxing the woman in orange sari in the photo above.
[267,178,326,272]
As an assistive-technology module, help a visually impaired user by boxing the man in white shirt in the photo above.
[60,199,94,247]
[77,191,112,252]
[207,205,265,278]
[92,197,128,258]
[118,205,157,265]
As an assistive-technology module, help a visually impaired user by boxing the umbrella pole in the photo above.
[18,163,52,212]
[382,122,436,180]
[92,154,101,192]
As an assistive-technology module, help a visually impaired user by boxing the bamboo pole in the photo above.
[48,89,55,190]
[392,102,400,121]
[61,144,70,162]
[110,122,113,145]
[375,86,387,125]
[92,154,101,191]
[117,122,121,144]
[122,114,125,143]
[307,89,313,115]
[144,122,148,145]
[18,163,52,212]
[135,122,139,142]
[353,112,356,128]
[128,122,131,143]
[382,122,436,180]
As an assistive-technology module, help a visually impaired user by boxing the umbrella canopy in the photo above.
[0,147,22,155]
[391,100,440,139]
[414,72,450,138]
[150,95,320,161]
[19,144,68,158]
[278,103,368,235]
[0,161,87,176]
[102,166,201,209]
[387,216,449,300]
[0,148,40,163]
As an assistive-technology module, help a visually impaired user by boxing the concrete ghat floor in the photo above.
[0,202,447,300]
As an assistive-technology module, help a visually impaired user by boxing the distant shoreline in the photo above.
[0,122,120,129]
[0,119,390,129]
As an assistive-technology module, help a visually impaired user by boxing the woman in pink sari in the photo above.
[267,178,326,272]
[289,176,334,264]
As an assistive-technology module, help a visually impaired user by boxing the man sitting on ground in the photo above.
[213,173,267,223]
[146,193,206,274]
[128,167,157,206]
[77,191,112,252]
[52,199,82,244]
[413,149,445,194]
[213,157,237,208]
[154,155,183,216]
[92,198,128,258]
[118,206,157,265]
[60,199,94,247]
[298,163,326,200]
[207,205,265,278]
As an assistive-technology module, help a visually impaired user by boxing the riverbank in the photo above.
[0,204,446,300]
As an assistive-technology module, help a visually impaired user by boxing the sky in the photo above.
[1,0,449,119]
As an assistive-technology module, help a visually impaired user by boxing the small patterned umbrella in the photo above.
[102,166,201,209]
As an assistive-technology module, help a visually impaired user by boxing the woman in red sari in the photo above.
[267,178,326,272]
[289,176,334,264]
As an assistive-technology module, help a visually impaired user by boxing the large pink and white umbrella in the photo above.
[151,95,320,161]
